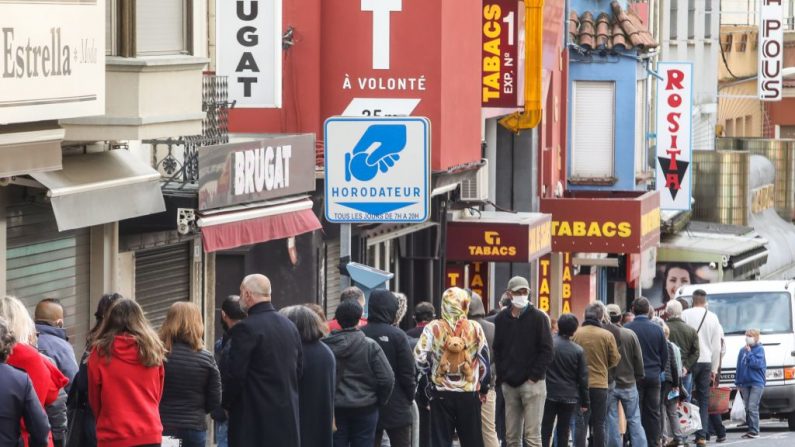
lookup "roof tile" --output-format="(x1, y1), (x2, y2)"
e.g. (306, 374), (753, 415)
(569, 1), (657, 53)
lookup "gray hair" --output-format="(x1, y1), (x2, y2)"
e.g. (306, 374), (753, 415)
(340, 286), (365, 304)
(0, 317), (16, 363)
(280, 305), (326, 343)
(242, 274), (271, 297)
(584, 303), (604, 323)
(665, 299), (683, 318)
(0, 296), (36, 345)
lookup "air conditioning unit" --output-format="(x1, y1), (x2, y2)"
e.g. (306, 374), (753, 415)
(459, 159), (489, 202)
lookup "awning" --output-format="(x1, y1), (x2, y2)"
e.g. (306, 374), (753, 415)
(0, 123), (63, 177)
(30, 150), (166, 231)
(197, 198), (322, 252)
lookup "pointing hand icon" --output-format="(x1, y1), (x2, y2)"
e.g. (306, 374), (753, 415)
(345, 125), (407, 182)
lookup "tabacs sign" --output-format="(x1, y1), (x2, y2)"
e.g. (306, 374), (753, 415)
(655, 62), (693, 211)
(481, 0), (519, 107)
(324, 117), (430, 223)
(216, 0), (281, 107)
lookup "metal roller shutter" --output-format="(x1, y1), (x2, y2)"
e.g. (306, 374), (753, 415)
(6, 202), (91, 358)
(135, 243), (191, 329)
(324, 240), (341, 319)
(571, 81), (615, 179)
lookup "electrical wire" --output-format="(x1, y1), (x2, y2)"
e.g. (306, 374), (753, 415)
(719, 34), (740, 80)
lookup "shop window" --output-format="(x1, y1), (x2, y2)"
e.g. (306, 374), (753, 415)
(571, 81), (615, 180)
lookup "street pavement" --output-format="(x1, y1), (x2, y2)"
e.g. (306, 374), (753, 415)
(712, 420), (795, 447)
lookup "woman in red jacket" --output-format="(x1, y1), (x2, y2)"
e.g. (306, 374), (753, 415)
(0, 295), (68, 447)
(88, 299), (166, 447)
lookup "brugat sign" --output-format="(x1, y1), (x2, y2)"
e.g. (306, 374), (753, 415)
(759, 0), (783, 101)
(216, 0), (281, 107)
(197, 134), (316, 211)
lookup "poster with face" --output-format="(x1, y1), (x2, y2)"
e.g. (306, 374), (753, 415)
(642, 262), (720, 312)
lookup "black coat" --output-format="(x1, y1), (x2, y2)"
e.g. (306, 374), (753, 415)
(545, 335), (589, 406)
(0, 363), (50, 447)
(361, 291), (417, 429)
(223, 302), (303, 447)
(298, 341), (335, 447)
(160, 342), (221, 430)
(493, 305), (554, 386)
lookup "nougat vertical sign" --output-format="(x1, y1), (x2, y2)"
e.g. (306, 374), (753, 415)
(655, 62), (693, 211)
(759, 0), (783, 101)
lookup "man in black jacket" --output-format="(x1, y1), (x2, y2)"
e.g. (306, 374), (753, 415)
(362, 290), (417, 447)
(223, 274), (303, 447)
(493, 276), (553, 447)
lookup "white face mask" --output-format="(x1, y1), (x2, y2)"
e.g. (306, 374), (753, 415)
(512, 295), (529, 308)
(746, 336), (756, 346)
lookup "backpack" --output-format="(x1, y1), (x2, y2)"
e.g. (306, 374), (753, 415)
(435, 319), (474, 383)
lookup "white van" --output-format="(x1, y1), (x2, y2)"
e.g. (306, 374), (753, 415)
(675, 281), (795, 430)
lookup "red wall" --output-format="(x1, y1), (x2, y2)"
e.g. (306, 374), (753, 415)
(229, 0), (482, 171)
(228, 0), (322, 137)
(539, 0), (568, 198)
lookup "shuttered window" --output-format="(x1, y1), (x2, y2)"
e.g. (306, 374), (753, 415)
(6, 202), (91, 359)
(136, 0), (188, 55)
(324, 240), (341, 319)
(635, 79), (646, 175)
(572, 81), (615, 179)
(135, 243), (191, 329)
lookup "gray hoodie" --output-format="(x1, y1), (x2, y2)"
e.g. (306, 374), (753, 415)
(322, 328), (395, 409)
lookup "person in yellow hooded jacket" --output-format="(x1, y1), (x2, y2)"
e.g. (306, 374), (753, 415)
(413, 287), (491, 447)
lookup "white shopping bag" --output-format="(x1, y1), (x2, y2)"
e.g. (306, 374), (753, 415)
(731, 394), (746, 423)
(161, 436), (181, 447)
(676, 402), (702, 436)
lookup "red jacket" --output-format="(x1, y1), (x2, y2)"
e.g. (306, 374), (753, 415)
(88, 335), (165, 447)
(8, 342), (68, 447)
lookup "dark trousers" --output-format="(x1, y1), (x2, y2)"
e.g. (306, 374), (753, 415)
(691, 363), (712, 441)
(375, 425), (411, 447)
(419, 403), (431, 447)
(542, 400), (576, 447)
(430, 391), (484, 447)
(575, 388), (608, 447)
(637, 378), (662, 447)
(707, 414), (726, 440)
(334, 406), (380, 447)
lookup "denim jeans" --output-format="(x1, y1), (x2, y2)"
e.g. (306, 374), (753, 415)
(691, 363), (712, 441)
(334, 406), (380, 447)
(162, 428), (206, 447)
(740, 386), (764, 435)
(216, 421), (228, 447)
(607, 386), (647, 447)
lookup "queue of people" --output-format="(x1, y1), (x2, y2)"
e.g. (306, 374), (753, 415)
(0, 271), (768, 447)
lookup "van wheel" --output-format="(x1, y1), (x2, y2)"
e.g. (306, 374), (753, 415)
(788, 412), (795, 431)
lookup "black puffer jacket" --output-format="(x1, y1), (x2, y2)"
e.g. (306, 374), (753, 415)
(160, 342), (222, 430)
(362, 290), (417, 429)
(323, 328), (394, 409)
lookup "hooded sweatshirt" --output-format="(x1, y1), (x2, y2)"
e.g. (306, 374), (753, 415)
(361, 290), (417, 429)
(413, 287), (490, 393)
(323, 328), (395, 409)
(88, 334), (165, 447)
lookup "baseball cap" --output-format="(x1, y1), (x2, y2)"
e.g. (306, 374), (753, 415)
(606, 304), (622, 317)
(507, 276), (530, 292)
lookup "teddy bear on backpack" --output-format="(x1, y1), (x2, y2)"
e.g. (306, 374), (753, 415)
(436, 334), (474, 383)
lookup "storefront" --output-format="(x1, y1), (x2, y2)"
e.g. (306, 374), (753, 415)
(540, 190), (661, 316)
(444, 211), (553, 311)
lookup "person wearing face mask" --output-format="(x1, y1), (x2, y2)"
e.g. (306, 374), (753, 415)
(735, 329), (766, 439)
(493, 276), (553, 447)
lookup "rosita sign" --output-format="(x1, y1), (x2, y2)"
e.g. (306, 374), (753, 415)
(759, 0), (784, 101)
(445, 212), (552, 263)
(197, 134), (316, 211)
(655, 62), (693, 211)
(540, 191), (661, 253)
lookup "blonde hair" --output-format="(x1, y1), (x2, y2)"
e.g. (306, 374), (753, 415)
(747, 328), (761, 339)
(159, 302), (205, 352)
(0, 296), (37, 345)
(93, 299), (165, 367)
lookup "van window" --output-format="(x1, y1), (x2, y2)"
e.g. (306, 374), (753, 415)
(703, 292), (792, 335)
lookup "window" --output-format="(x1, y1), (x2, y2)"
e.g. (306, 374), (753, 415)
(571, 81), (615, 179)
(670, 0), (678, 39)
(745, 115), (753, 137)
(725, 119), (734, 136)
(635, 80), (646, 176)
(687, 0), (695, 39)
(136, 0), (189, 55)
(706, 292), (793, 335)
(704, 0), (713, 38)
(735, 117), (744, 136)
